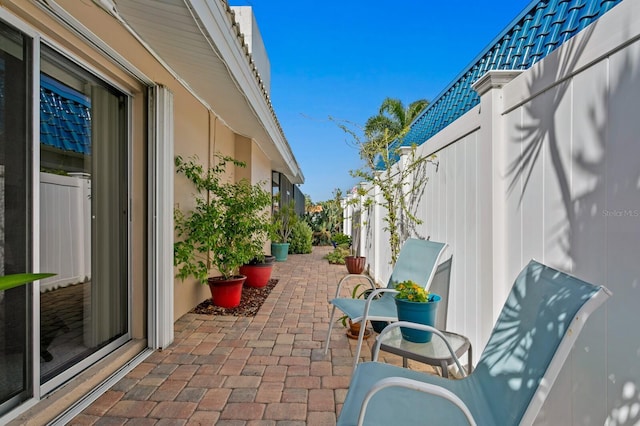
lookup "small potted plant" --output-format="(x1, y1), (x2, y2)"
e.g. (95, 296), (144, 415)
(174, 154), (272, 308)
(394, 280), (441, 342)
(270, 200), (298, 261)
(337, 283), (373, 339)
(344, 231), (366, 274)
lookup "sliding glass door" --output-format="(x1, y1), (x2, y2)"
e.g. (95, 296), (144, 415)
(0, 21), (32, 413)
(38, 46), (129, 387)
(0, 14), (132, 417)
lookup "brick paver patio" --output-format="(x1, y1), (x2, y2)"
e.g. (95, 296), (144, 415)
(70, 246), (433, 425)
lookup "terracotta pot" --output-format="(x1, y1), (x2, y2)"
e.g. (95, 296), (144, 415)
(207, 275), (246, 308)
(345, 256), (366, 274)
(346, 319), (371, 340)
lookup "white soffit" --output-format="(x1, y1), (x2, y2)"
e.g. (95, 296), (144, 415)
(113, 0), (303, 184)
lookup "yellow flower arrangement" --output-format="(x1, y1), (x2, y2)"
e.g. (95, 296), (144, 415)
(394, 280), (435, 302)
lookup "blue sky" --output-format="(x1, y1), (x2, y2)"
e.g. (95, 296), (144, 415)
(231, 1), (532, 202)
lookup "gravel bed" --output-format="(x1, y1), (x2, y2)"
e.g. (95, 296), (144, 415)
(190, 279), (278, 317)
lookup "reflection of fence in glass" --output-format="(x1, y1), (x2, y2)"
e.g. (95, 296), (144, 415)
(39, 172), (91, 292)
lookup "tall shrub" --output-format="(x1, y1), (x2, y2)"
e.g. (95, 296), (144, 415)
(289, 221), (313, 254)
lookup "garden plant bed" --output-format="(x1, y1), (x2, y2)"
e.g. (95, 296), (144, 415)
(191, 279), (278, 316)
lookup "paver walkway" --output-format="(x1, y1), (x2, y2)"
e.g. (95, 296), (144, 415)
(71, 246), (432, 425)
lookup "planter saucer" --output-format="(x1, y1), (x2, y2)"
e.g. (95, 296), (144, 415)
(346, 328), (372, 340)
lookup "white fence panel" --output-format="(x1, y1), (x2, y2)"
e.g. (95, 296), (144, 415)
(348, 1), (640, 423)
(39, 173), (91, 291)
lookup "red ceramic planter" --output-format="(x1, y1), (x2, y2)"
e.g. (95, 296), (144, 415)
(239, 263), (274, 288)
(207, 275), (246, 308)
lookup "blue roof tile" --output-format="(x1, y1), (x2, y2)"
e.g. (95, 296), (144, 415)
(398, 0), (624, 152)
(40, 74), (91, 156)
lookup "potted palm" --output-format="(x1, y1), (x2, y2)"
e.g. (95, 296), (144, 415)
(394, 280), (441, 342)
(173, 154), (272, 308)
(270, 200), (298, 261)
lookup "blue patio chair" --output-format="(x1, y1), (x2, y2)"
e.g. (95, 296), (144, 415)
(337, 260), (612, 426)
(324, 238), (448, 368)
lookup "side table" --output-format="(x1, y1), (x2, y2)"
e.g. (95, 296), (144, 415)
(373, 322), (473, 378)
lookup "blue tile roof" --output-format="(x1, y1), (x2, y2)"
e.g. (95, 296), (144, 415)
(401, 0), (623, 149)
(40, 74), (91, 156)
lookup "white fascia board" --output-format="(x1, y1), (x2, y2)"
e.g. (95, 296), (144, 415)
(185, 0), (303, 183)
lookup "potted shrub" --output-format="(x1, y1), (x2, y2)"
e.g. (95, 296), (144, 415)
(346, 220), (366, 274)
(173, 154), (271, 308)
(345, 255), (366, 274)
(394, 280), (441, 342)
(270, 200), (298, 261)
(239, 254), (276, 288)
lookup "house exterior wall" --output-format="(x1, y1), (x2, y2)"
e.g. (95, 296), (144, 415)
(235, 134), (273, 255)
(350, 1), (640, 423)
(24, 0), (272, 326)
(0, 0), (296, 422)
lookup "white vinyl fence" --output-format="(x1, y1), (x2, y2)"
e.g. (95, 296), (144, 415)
(345, 1), (640, 424)
(39, 172), (91, 291)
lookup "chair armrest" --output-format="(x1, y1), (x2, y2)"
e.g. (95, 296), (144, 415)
(358, 288), (399, 322)
(372, 321), (467, 377)
(333, 274), (376, 299)
(357, 376), (477, 426)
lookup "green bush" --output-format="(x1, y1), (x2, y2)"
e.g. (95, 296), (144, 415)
(290, 221), (313, 254)
(331, 232), (351, 247)
(312, 230), (331, 246)
(325, 246), (349, 265)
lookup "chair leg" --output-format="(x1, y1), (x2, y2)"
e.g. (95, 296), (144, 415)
(324, 305), (338, 356)
(440, 361), (449, 378)
(352, 319), (366, 369)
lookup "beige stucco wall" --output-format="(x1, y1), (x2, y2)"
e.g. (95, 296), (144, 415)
(235, 136), (273, 254)
(3, 0), (279, 331)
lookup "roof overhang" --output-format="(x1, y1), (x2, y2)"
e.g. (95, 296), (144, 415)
(113, 0), (303, 184)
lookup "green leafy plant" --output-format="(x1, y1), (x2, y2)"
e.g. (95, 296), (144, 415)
(271, 200), (298, 243)
(304, 189), (344, 246)
(312, 229), (331, 246)
(325, 246), (349, 265)
(331, 232), (351, 247)
(173, 154), (272, 281)
(394, 280), (435, 302)
(335, 97), (438, 266)
(289, 221), (313, 254)
(0, 273), (56, 291)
